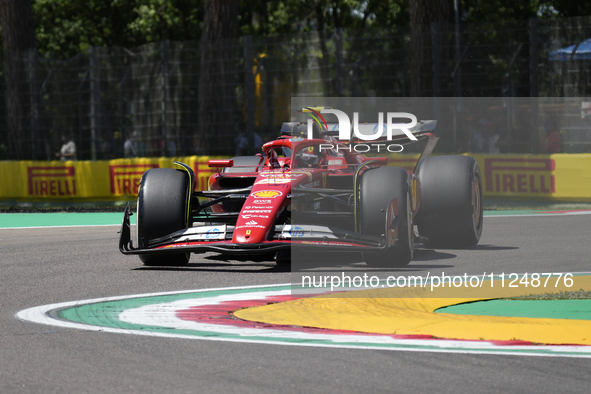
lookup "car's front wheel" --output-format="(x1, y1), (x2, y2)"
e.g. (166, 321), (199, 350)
(136, 168), (191, 266)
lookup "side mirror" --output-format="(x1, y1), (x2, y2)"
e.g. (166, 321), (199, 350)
(208, 159), (234, 168)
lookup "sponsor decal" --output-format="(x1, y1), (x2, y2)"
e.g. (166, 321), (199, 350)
(240, 214), (270, 219)
(205, 228), (224, 239)
(28, 166), (76, 197)
(322, 173), (328, 188)
(110, 164), (158, 195)
(242, 209), (272, 214)
(290, 226), (305, 237)
(252, 190), (283, 198)
(328, 160), (344, 166)
(246, 230), (251, 235)
(237, 224), (266, 229)
(259, 173), (304, 178)
(253, 199), (272, 204)
(254, 178), (292, 185)
(484, 158), (555, 194)
(236, 220), (266, 229)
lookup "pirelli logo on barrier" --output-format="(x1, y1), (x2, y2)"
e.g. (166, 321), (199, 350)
(484, 158), (555, 195)
(193, 160), (217, 191)
(28, 166), (77, 197)
(110, 164), (158, 196)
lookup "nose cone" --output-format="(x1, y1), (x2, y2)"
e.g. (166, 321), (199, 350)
(232, 176), (292, 244)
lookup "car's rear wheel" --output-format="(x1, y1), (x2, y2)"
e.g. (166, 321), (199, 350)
(415, 155), (483, 248)
(359, 166), (414, 268)
(137, 168), (191, 266)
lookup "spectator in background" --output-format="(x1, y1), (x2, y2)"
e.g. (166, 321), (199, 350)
(135, 133), (148, 157)
(102, 131), (124, 159)
(124, 131), (142, 158)
(168, 138), (177, 157)
(235, 126), (262, 156)
(55, 134), (77, 161)
(181, 132), (196, 156)
(470, 118), (499, 154)
(540, 119), (561, 153)
(113, 132), (124, 158)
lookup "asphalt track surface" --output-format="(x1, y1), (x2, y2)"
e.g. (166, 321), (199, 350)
(2, 213), (591, 393)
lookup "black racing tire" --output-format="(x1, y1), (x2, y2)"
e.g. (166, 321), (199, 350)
(223, 156), (263, 173)
(360, 166), (414, 268)
(137, 168), (191, 266)
(415, 155), (483, 248)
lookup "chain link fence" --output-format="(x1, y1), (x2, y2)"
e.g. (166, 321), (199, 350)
(2, 16), (591, 160)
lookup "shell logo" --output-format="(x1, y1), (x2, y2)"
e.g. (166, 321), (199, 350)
(252, 190), (283, 198)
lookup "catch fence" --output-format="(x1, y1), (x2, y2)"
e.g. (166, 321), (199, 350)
(2, 16), (591, 160)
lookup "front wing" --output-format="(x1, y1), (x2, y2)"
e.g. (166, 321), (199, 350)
(119, 204), (394, 256)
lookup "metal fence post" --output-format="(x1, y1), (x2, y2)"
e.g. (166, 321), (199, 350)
(529, 18), (539, 153)
(431, 21), (442, 97)
(119, 65), (131, 144)
(28, 48), (43, 160)
(89, 46), (100, 160)
(244, 35), (256, 155)
(161, 40), (170, 156)
(505, 44), (523, 153)
(451, 47), (468, 152)
(335, 28), (343, 97)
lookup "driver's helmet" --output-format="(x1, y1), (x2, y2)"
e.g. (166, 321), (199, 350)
(296, 145), (321, 168)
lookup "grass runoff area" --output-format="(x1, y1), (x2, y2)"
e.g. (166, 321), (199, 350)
(509, 290), (591, 300)
(440, 291), (591, 321)
(0, 200), (133, 213)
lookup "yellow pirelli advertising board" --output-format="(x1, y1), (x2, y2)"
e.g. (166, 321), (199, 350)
(390, 154), (591, 201)
(0, 156), (225, 201)
(0, 154), (590, 201)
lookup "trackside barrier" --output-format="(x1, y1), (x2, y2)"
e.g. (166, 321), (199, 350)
(390, 154), (591, 202)
(0, 154), (590, 201)
(0, 156), (226, 201)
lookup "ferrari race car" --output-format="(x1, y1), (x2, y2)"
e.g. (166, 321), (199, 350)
(119, 117), (483, 268)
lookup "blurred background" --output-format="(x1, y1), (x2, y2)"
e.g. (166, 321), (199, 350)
(2, 0), (591, 160)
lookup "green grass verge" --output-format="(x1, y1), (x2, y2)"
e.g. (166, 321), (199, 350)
(508, 289), (591, 300)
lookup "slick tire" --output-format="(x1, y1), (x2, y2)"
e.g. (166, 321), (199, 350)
(415, 155), (483, 248)
(137, 168), (191, 266)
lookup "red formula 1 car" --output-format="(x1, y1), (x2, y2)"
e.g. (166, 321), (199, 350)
(119, 120), (483, 268)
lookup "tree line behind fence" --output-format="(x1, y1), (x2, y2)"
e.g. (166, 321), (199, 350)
(2, 16), (591, 160)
